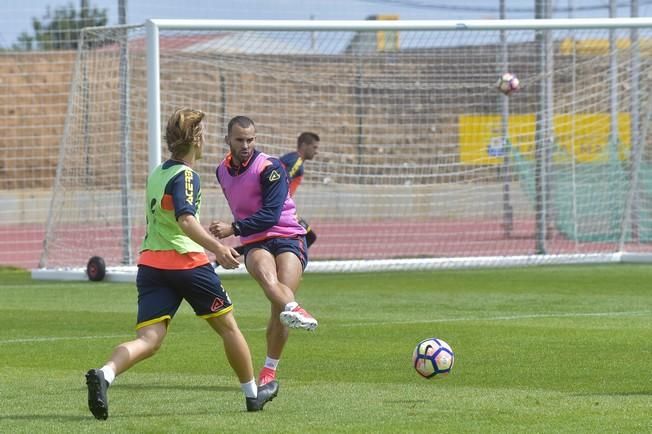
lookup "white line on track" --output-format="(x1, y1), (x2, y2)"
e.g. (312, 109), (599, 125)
(0, 310), (649, 345)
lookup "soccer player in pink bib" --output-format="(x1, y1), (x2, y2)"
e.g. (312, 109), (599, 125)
(210, 116), (318, 388)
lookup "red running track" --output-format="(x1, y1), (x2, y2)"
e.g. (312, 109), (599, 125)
(2, 219), (639, 270)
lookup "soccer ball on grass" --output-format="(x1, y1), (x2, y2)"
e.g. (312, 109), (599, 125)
(412, 337), (454, 379)
(496, 72), (520, 95)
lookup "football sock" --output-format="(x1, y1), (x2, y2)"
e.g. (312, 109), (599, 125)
(241, 379), (257, 398)
(284, 301), (298, 311)
(100, 365), (116, 385)
(264, 357), (280, 370)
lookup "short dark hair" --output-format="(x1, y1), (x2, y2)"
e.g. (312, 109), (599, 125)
(227, 116), (255, 135)
(297, 132), (320, 148)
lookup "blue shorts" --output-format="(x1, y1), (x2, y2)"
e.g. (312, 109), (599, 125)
(242, 236), (308, 270)
(135, 264), (233, 329)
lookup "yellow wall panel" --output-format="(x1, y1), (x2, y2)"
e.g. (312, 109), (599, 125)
(459, 113), (631, 164)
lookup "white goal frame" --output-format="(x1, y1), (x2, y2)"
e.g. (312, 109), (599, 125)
(33, 17), (652, 281)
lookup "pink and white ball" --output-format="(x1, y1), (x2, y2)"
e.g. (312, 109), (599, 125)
(412, 338), (454, 379)
(496, 72), (520, 96)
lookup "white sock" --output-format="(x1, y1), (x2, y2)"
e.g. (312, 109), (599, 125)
(241, 379), (257, 398)
(100, 365), (116, 385)
(284, 301), (298, 311)
(264, 357), (280, 370)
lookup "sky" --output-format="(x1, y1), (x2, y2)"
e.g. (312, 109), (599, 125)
(2, 0), (650, 47)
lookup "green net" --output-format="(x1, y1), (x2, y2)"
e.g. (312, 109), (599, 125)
(510, 138), (652, 242)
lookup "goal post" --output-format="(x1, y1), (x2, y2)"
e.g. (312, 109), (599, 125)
(34, 17), (652, 280)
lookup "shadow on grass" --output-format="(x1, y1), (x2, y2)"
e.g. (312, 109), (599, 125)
(1, 408), (231, 422)
(383, 399), (432, 404)
(572, 391), (652, 397)
(67, 384), (234, 393)
(0, 414), (88, 422)
(116, 384), (234, 393)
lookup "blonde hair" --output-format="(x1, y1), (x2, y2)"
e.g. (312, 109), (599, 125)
(165, 108), (205, 158)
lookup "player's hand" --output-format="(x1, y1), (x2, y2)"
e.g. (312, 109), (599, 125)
(209, 221), (234, 239)
(214, 244), (239, 269)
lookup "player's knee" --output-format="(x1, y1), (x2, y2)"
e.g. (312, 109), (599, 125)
(137, 326), (166, 355)
(142, 336), (164, 356)
(256, 270), (280, 291)
(207, 312), (239, 337)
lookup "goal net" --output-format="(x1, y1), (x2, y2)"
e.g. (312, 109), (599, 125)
(36, 18), (652, 278)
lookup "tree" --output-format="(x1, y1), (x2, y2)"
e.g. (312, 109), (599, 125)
(13, 1), (108, 51)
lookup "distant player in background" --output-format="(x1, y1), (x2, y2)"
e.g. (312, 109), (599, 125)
(84, 108), (277, 420)
(210, 115), (318, 389)
(279, 132), (320, 248)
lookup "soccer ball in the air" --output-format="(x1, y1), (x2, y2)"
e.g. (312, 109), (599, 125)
(412, 338), (454, 379)
(496, 72), (520, 95)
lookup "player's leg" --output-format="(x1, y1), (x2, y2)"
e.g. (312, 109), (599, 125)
(85, 265), (180, 420)
(246, 247), (316, 329)
(245, 247), (297, 307)
(258, 251), (304, 386)
(109, 265), (183, 374)
(206, 312), (278, 411)
(185, 264), (276, 411)
(206, 312), (254, 383)
(105, 321), (169, 375)
(86, 321), (168, 420)
(244, 241), (317, 330)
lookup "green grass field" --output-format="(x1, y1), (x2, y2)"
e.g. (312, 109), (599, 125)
(1, 265), (651, 433)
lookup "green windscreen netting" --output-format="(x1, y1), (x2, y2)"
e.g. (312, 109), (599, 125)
(510, 139), (652, 242)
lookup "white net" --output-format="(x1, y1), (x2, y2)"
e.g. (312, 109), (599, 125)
(38, 20), (652, 272)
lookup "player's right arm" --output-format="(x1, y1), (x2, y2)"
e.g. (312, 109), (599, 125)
(177, 214), (239, 269)
(170, 168), (239, 269)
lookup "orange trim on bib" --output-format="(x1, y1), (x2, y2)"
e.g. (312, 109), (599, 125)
(138, 250), (210, 270)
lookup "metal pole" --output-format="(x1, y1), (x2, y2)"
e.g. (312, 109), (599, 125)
(355, 65), (364, 173)
(534, 0), (548, 253)
(628, 0), (641, 243)
(146, 20), (162, 172)
(544, 0), (554, 241)
(609, 0), (619, 149)
(568, 0), (580, 249)
(118, 0), (132, 264)
(499, 0), (513, 236)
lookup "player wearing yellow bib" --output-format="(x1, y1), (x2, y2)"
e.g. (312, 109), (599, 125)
(85, 108), (277, 420)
